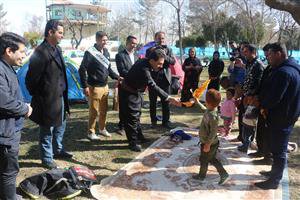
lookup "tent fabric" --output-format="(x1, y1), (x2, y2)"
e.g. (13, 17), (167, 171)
(138, 41), (185, 88)
(17, 57), (86, 103)
(137, 41), (156, 58)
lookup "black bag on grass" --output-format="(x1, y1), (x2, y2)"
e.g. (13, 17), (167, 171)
(19, 166), (97, 199)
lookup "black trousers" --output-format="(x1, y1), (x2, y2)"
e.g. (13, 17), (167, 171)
(0, 144), (19, 200)
(237, 97), (245, 142)
(149, 84), (170, 124)
(207, 77), (220, 91)
(256, 113), (271, 157)
(199, 141), (227, 177)
(118, 85), (124, 130)
(119, 88), (145, 146)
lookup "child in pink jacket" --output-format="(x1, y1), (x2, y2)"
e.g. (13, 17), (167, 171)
(220, 88), (236, 136)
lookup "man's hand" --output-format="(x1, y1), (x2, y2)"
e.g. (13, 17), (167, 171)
(25, 103), (32, 118)
(261, 108), (268, 119)
(83, 88), (90, 97)
(203, 143), (211, 152)
(168, 97), (182, 107)
(117, 76), (124, 86)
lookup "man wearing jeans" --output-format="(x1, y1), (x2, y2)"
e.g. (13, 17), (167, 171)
(0, 32), (32, 200)
(26, 20), (72, 169)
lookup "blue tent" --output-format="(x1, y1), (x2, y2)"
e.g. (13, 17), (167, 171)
(17, 57), (86, 103)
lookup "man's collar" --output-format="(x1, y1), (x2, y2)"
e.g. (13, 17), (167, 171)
(44, 39), (56, 51)
(0, 57), (11, 67)
(247, 56), (258, 64)
(0, 57), (16, 72)
(94, 43), (104, 53)
(125, 49), (134, 55)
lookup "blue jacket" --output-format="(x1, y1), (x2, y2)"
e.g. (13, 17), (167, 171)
(261, 58), (300, 127)
(0, 58), (28, 147)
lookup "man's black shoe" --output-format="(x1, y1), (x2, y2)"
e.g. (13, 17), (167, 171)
(129, 144), (142, 152)
(252, 158), (273, 165)
(54, 151), (73, 159)
(259, 170), (272, 177)
(248, 151), (263, 158)
(42, 161), (58, 169)
(254, 179), (279, 190)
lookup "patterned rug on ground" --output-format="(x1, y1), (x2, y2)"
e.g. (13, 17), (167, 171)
(91, 128), (286, 200)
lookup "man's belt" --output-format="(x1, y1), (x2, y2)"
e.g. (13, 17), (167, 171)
(121, 81), (138, 94)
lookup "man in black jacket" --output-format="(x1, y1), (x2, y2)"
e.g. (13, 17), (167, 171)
(255, 42), (300, 189)
(249, 43), (272, 164)
(146, 31), (175, 128)
(119, 48), (181, 152)
(79, 31), (120, 141)
(26, 20), (72, 169)
(237, 44), (264, 153)
(0, 32), (32, 200)
(115, 35), (138, 135)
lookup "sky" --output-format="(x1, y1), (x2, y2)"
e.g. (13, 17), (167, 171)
(0, 0), (137, 35)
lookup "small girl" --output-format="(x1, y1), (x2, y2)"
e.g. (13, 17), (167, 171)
(219, 88), (236, 136)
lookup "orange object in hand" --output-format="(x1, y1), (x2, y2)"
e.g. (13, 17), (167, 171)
(193, 79), (211, 99)
(181, 101), (194, 107)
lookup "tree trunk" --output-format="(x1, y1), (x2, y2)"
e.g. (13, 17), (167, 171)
(177, 8), (183, 64)
(265, 0), (300, 25)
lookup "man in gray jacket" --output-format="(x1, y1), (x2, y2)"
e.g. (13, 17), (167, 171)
(0, 32), (32, 200)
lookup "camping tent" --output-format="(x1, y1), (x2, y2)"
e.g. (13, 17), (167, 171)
(138, 41), (185, 87)
(17, 57), (86, 103)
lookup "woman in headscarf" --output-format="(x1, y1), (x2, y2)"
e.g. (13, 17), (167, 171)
(207, 51), (224, 90)
(180, 47), (203, 102)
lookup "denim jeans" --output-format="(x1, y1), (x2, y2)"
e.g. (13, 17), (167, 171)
(0, 144), (19, 200)
(39, 98), (66, 164)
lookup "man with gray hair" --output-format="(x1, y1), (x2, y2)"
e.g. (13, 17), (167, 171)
(146, 31), (175, 129)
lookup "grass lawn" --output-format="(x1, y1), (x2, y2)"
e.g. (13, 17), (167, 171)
(17, 69), (300, 199)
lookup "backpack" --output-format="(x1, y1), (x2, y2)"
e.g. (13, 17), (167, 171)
(19, 166), (97, 199)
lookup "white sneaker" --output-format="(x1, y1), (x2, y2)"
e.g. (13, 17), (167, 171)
(99, 129), (112, 137)
(87, 133), (101, 141)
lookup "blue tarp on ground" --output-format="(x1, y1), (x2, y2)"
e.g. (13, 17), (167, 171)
(17, 57), (85, 103)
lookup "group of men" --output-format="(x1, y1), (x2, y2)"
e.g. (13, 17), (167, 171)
(78, 30), (181, 152)
(0, 19), (181, 199)
(1, 20), (73, 199)
(227, 41), (300, 189)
